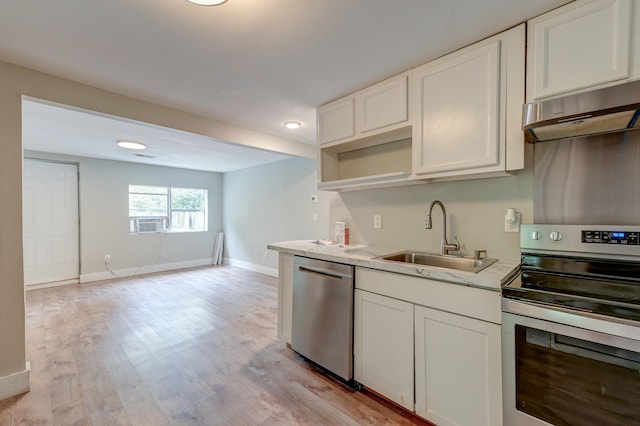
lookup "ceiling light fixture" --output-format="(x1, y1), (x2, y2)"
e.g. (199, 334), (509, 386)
(117, 140), (147, 150)
(186, 0), (227, 5)
(283, 121), (302, 129)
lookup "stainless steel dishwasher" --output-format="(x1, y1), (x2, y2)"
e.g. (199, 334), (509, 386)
(291, 255), (355, 382)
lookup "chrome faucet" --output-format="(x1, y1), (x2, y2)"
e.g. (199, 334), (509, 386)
(425, 200), (460, 256)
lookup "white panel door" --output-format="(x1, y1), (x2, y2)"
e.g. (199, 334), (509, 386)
(23, 159), (79, 286)
(415, 305), (502, 426)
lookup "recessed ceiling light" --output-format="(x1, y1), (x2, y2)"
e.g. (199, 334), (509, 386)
(186, 0), (227, 5)
(117, 140), (146, 150)
(283, 121), (302, 129)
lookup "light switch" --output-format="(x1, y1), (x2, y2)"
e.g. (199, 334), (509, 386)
(374, 214), (382, 229)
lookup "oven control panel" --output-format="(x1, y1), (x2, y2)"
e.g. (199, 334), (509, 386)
(582, 230), (640, 245)
(521, 224), (640, 258)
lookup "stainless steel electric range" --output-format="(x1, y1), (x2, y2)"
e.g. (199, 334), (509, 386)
(502, 224), (640, 426)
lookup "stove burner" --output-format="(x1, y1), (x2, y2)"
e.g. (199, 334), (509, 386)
(506, 257), (640, 322)
(534, 279), (640, 302)
(509, 225), (640, 322)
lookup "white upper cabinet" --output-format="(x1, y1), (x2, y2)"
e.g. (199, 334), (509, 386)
(317, 71), (413, 190)
(527, 0), (638, 101)
(317, 72), (411, 146)
(356, 74), (410, 134)
(316, 24), (525, 190)
(413, 41), (501, 175)
(317, 97), (355, 145)
(413, 24), (525, 179)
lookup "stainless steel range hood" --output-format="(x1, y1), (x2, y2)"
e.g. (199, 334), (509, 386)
(523, 79), (640, 143)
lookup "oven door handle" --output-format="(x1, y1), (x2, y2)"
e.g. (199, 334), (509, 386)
(503, 300), (640, 346)
(551, 334), (640, 370)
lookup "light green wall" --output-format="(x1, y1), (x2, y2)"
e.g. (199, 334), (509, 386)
(25, 151), (223, 275)
(223, 157), (330, 272)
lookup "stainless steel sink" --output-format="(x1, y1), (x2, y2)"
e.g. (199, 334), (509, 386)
(377, 251), (498, 273)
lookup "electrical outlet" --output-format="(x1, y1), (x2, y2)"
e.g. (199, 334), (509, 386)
(104, 254), (111, 264)
(504, 212), (521, 233)
(374, 214), (382, 229)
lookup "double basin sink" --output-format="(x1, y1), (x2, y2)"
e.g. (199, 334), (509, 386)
(377, 250), (498, 274)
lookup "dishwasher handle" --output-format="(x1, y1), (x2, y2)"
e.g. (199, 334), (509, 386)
(297, 265), (352, 280)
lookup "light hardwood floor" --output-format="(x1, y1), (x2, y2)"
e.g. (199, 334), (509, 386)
(0, 265), (428, 425)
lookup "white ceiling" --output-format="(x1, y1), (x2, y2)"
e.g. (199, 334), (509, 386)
(1, 0), (570, 172)
(22, 98), (292, 172)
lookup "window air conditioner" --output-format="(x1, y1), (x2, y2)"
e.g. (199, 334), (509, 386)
(136, 218), (163, 233)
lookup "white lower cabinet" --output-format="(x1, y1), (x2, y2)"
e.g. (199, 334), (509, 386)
(354, 267), (502, 425)
(353, 289), (414, 411)
(277, 252), (294, 344)
(414, 305), (502, 426)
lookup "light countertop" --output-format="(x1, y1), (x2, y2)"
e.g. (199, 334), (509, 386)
(267, 240), (520, 291)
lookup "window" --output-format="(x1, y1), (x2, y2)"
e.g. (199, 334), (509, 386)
(128, 185), (208, 233)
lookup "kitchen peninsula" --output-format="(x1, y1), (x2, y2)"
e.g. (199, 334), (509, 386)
(267, 240), (518, 290)
(268, 240), (519, 425)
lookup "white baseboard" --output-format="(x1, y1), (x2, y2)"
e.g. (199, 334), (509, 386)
(80, 257), (216, 283)
(224, 257), (278, 277)
(26, 278), (79, 291)
(38, 257), (275, 286)
(0, 363), (30, 401)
